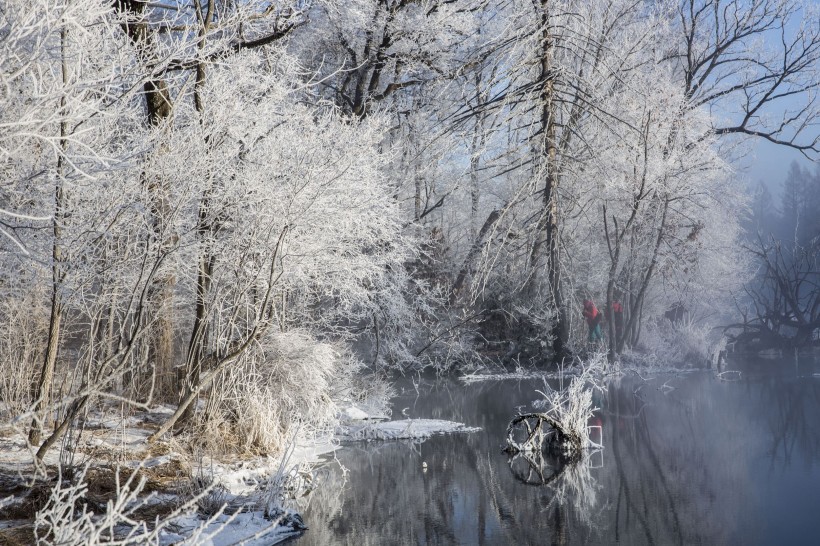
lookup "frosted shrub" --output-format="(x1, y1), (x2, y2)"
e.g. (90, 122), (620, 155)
(259, 441), (311, 531)
(197, 332), (354, 455)
(577, 350), (609, 375)
(640, 317), (715, 367)
(534, 375), (599, 452)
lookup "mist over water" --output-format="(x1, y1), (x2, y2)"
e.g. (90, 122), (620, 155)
(295, 357), (820, 545)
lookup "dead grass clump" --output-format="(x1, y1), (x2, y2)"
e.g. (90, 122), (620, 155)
(82, 467), (120, 498)
(142, 441), (173, 458)
(0, 424), (19, 439)
(140, 459), (191, 492)
(0, 482), (53, 520)
(127, 500), (178, 524)
(80, 458), (189, 502)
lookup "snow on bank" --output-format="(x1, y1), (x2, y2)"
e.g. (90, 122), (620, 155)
(339, 419), (480, 441)
(0, 406), (338, 546)
(2, 398), (478, 544)
(460, 370), (573, 384)
(194, 441), (337, 498)
(335, 402), (479, 441)
(158, 511), (304, 546)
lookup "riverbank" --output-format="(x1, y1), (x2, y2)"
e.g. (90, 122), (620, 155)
(0, 403), (323, 544)
(0, 396), (481, 544)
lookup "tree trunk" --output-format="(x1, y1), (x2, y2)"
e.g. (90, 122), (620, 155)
(28, 22), (68, 446)
(116, 0), (177, 399)
(182, 241), (213, 424)
(622, 198), (670, 348)
(450, 209), (502, 303)
(602, 116), (652, 363)
(529, 0), (568, 358)
(469, 68), (488, 240)
(180, 0), (216, 426)
(150, 226), (289, 441)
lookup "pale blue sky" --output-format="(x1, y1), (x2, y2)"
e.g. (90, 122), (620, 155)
(738, 3), (820, 198)
(743, 140), (817, 198)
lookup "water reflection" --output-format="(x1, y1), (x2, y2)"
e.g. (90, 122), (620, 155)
(507, 451), (566, 486)
(296, 360), (820, 545)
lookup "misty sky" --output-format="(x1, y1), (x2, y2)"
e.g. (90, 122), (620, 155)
(743, 140), (817, 199)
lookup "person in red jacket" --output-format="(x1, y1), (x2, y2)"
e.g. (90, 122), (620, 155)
(583, 300), (603, 342)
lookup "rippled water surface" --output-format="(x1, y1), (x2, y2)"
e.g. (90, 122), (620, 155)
(294, 357), (820, 545)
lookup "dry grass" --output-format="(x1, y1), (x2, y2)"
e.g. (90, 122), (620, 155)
(192, 332), (355, 456)
(0, 291), (47, 419)
(83, 461), (189, 498)
(0, 484), (53, 520)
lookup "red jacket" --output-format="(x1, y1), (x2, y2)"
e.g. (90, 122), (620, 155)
(583, 300), (600, 327)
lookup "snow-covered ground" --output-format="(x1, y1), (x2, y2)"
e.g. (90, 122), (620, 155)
(157, 510), (305, 546)
(0, 404), (335, 545)
(0, 400), (481, 545)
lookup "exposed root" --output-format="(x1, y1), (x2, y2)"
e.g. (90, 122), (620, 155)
(503, 412), (583, 459)
(504, 369), (601, 459)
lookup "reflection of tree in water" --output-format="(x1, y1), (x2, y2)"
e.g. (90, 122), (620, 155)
(508, 450), (564, 486)
(755, 366), (820, 467)
(596, 366), (820, 545)
(606, 376), (704, 546)
(506, 449), (603, 524)
(297, 374), (607, 546)
(295, 370), (820, 545)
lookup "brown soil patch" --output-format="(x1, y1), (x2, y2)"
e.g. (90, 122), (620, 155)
(0, 524), (35, 546)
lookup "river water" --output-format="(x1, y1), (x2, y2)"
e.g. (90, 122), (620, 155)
(294, 357), (820, 545)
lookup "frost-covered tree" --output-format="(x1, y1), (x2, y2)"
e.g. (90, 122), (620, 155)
(293, 0), (484, 118)
(1, 0), (423, 460)
(0, 0), (157, 449)
(2, 0), (818, 475)
(428, 0), (814, 363)
(779, 161), (820, 244)
(144, 50), (416, 440)
(110, 0), (324, 396)
(668, 0), (820, 157)
(440, 0), (689, 358)
(738, 161), (819, 349)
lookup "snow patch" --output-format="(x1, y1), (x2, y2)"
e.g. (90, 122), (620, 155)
(337, 401), (390, 423)
(341, 406), (370, 421)
(460, 370), (573, 384)
(340, 419), (480, 441)
(159, 510), (303, 546)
